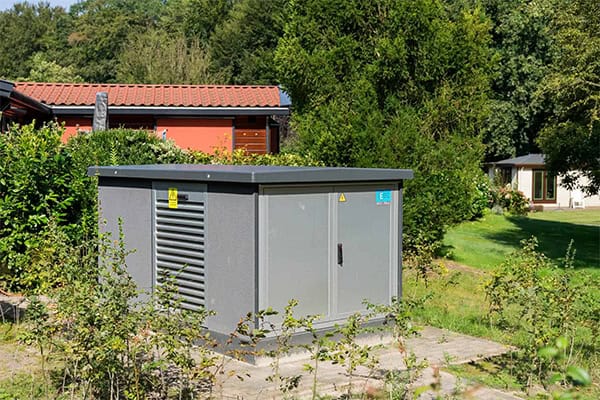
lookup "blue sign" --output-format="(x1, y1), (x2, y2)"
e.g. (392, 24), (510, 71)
(375, 190), (392, 205)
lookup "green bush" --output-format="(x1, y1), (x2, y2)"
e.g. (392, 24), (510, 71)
(489, 184), (529, 215)
(0, 123), (78, 292)
(0, 124), (321, 292)
(485, 238), (599, 389)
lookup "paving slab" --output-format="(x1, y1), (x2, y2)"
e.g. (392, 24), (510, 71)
(209, 326), (523, 399)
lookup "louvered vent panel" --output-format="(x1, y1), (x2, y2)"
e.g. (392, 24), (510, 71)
(155, 198), (205, 311)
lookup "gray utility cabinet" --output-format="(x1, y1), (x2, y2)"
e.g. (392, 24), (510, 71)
(90, 165), (413, 338)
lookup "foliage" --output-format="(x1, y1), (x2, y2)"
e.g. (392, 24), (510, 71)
(0, 2), (71, 80)
(480, 0), (556, 160)
(489, 184), (530, 215)
(471, 176), (492, 220)
(538, 337), (592, 399)
(21, 226), (218, 399)
(0, 123), (79, 292)
(484, 238), (599, 389)
(0, 123), (321, 292)
(116, 30), (226, 84)
(536, 0), (600, 196)
(18, 53), (83, 83)
(67, 0), (166, 82)
(276, 0), (493, 253)
(209, 0), (289, 84)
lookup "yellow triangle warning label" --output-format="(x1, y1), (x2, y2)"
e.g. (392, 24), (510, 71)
(339, 193), (346, 202)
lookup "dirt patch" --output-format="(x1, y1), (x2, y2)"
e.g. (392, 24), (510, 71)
(436, 259), (489, 276)
(0, 334), (41, 379)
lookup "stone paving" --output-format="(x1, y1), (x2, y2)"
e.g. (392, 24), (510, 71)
(212, 326), (524, 399)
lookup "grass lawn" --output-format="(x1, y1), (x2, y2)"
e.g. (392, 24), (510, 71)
(440, 209), (600, 272)
(406, 209), (600, 398)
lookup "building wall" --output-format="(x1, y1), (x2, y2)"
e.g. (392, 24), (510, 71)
(57, 114), (279, 155)
(513, 168), (600, 208)
(59, 116), (92, 141)
(156, 118), (233, 153)
(489, 166), (600, 209)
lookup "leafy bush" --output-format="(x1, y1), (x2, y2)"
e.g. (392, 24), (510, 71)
(0, 124), (321, 292)
(0, 123), (79, 292)
(489, 184), (529, 215)
(485, 238), (599, 389)
(23, 226), (218, 399)
(471, 176), (491, 219)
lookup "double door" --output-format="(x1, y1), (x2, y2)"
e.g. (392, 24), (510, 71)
(258, 184), (398, 325)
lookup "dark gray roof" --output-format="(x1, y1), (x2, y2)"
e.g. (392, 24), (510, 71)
(493, 154), (545, 166)
(88, 164), (413, 184)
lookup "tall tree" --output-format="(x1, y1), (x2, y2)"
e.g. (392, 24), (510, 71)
(537, 0), (600, 195)
(0, 2), (72, 80)
(18, 53), (83, 82)
(67, 0), (165, 82)
(276, 0), (493, 249)
(480, 0), (556, 160)
(165, 0), (235, 45)
(209, 0), (289, 84)
(116, 29), (226, 84)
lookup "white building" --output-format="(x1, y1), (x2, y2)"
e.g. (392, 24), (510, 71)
(488, 154), (600, 209)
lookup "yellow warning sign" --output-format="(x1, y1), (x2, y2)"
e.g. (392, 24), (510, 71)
(338, 193), (346, 202)
(168, 188), (178, 209)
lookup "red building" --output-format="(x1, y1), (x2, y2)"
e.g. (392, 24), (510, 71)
(0, 80), (291, 154)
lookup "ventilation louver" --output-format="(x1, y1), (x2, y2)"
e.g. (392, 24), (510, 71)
(154, 193), (205, 311)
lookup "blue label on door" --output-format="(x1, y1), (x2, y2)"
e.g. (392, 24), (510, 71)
(376, 190), (392, 205)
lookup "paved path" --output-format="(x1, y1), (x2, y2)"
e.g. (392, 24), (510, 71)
(212, 326), (524, 399)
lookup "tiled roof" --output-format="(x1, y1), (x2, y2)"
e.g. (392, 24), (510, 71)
(14, 82), (283, 108)
(494, 154), (545, 166)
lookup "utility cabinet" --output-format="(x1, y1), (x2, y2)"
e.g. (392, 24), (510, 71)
(90, 165), (413, 339)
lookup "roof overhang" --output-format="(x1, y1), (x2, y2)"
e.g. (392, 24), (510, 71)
(0, 80), (52, 118)
(50, 105), (290, 117)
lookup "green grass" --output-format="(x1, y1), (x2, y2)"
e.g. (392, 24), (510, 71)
(406, 209), (600, 398)
(441, 209), (600, 272)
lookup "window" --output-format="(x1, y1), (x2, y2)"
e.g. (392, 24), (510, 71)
(532, 169), (556, 202)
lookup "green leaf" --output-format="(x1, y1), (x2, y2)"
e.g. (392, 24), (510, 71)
(549, 373), (564, 384)
(555, 337), (569, 350)
(538, 346), (559, 360)
(566, 366), (591, 386)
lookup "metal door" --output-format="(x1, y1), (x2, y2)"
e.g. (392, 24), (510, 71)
(260, 187), (332, 320)
(334, 185), (395, 316)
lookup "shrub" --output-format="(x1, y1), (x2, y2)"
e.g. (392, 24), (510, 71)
(485, 238), (598, 389)
(489, 184), (529, 215)
(0, 124), (323, 292)
(0, 123), (79, 292)
(22, 226), (218, 399)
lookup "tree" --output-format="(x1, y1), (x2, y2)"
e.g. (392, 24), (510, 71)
(116, 29), (226, 84)
(19, 53), (83, 83)
(67, 0), (165, 82)
(0, 2), (72, 80)
(479, 0), (557, 161)
(209, 0), (289, 84)
(276, 0), (493, 249)
(537, 0), (600, 195)
(164, 0), (235, 45)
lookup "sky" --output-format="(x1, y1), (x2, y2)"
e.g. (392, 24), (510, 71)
(0, 0), (80, 11)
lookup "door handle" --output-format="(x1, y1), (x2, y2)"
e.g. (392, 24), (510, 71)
(337, 243), (343, 266)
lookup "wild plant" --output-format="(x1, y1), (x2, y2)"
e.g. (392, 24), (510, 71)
(23, 223), (220, 399)
(326, 312), (380, 398)
(538, 337), (592, 399)
(299, 313), (332, 400)
(485, 237), (596, 390)
(367, 296), (429, 399)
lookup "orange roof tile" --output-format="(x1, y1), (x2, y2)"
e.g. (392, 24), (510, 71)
(14, 82), (283, 108)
